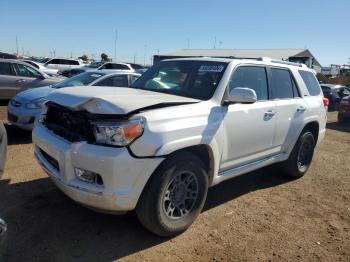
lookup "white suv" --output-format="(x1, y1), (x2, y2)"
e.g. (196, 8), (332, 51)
(44, 58), (84, 72)
(33, 57), (327, 236)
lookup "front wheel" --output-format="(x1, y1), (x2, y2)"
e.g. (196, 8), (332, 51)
(279, 131), (315, 178)
(136, 151), (208, 237)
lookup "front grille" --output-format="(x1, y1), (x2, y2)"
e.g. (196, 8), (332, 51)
(40, 149), (60, 172)
(8, 112), (18, 123)
(43, 103), (95, 143)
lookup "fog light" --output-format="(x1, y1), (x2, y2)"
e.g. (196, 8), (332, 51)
(74, 168), (103, 185)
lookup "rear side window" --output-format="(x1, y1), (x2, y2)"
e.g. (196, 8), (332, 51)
(96, 75), (129, 87)
(0, 62), (14, 75)
(229, 66), (268, 101)
(68, 60), (79, 65)
(270, 68), (294, 99)
(100, 63), (130, 70)
(299, 70), (321, 96)
(129, 64), (143, 70)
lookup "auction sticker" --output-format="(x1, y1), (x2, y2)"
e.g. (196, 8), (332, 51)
(198, 65), (225, 73)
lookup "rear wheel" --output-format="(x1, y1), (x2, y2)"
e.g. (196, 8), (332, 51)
(136, 151), (208, 237)
(338, 113), (345, 124)
(279, 131), (315, 178)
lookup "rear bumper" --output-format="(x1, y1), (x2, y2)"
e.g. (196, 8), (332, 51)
(33, 123), (164, 212)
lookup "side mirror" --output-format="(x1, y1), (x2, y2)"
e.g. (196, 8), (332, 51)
(37, 74), (45, 80)
(227, 87), (257, 104)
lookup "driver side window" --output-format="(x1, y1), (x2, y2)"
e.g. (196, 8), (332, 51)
(229, 66), (268, 101)
(13, 63), (41, 78)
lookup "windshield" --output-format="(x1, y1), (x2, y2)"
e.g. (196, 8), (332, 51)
(53, 72), (105, 89)
(131, 60), (227, 100)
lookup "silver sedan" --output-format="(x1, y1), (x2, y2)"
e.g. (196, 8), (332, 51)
(8, 70), (141, 130)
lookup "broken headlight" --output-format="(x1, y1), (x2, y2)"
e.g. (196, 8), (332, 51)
(93, 118), (144, 147)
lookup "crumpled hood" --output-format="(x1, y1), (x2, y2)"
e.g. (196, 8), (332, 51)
(47, 86), (200, 115)
(16, 86), (55, 102)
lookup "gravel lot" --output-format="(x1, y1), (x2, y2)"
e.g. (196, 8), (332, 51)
(0, 106), (349, 261)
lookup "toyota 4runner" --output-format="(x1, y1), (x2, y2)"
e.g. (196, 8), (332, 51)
(33, 57), (327, 236)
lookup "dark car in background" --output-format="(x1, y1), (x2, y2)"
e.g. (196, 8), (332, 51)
(338, 95), (350, 124)
(59, 61), (105, 78)
(321, 84), (350, 111)
(0, 59), (62, 100)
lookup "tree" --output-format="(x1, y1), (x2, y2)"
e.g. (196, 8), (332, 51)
(101, 53), (109, 62)
(78, 54), (88, 62)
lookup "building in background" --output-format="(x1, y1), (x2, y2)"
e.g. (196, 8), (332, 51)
(153, 48), (322, 71)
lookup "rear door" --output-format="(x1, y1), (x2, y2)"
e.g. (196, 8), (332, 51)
(268, 67), (306, 152)
(0, 62), (19, 99)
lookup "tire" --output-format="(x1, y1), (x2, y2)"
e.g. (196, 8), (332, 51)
(333, 100), (340, 111)
(135, 151), (208, 237)
(279, 131), (315, 178)
(338, 113), (345, 124)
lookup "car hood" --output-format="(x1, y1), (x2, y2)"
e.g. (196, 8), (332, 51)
(47, 86), (200, 115)
(15, 86), (55, 102)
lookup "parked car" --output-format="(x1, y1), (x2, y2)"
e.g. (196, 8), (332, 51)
(22, 60), (59, 76)
(0, 59), (63, 100)
(321, 84), (350, 111)
(8, 70), (140, 130)
(98, 62), (145, 73)
(60, 61), (106, 78)
(33, 57), (326, 236)
(338, 96), (350, 124)
(0, 52), (17, 59)
(0, 122), (7, 237)
(43, 58), (84, 72)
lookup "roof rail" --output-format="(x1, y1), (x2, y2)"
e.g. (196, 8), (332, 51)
(269, 59), (305, 67)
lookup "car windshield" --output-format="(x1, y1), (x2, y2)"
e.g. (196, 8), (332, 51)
(53, 72), (105, 89)
(131, 60), (227, 100)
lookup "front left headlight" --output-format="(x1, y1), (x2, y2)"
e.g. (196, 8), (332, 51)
(93, 118), (144, 147)
(25, 98), (48, 109)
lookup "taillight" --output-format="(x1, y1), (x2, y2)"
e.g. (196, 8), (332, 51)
(323, 97), (329, 107)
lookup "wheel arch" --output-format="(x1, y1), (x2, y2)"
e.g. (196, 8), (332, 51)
(302, 121), (319, 143)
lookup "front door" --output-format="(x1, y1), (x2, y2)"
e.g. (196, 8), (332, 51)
(12, 63), (46, 93)
(220, 65), (277, 171)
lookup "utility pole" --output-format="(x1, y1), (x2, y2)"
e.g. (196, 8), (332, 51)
(144, 44), (147, 66)
(15, 36), (19, 56)
(114, 29), (118, 62)
(133, 53), (136, 64)
(53, 50), (56, 57)
(213, 36), (217, 49)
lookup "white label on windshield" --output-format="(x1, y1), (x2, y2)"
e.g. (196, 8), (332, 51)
(198, 65), (224, 73)
(90, 74), (102, 78)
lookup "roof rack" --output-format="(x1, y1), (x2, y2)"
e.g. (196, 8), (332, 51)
(198, 56), (309, 68)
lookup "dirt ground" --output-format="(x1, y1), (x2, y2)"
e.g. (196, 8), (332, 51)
(0, 106), (349, 262)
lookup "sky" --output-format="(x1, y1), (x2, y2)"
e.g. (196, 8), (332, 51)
(0, 0), (349, 66)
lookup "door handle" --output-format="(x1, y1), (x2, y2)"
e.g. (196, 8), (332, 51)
(264, 110), (275, 117)
(296, 106), (306, 112)
(16, 79), (26, 83)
